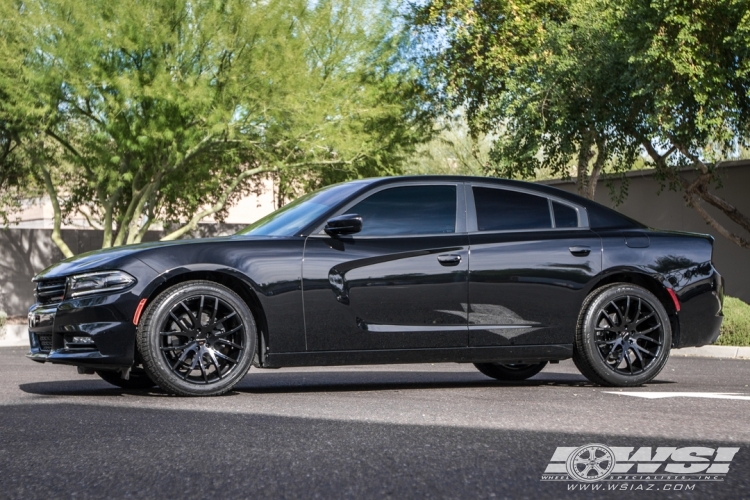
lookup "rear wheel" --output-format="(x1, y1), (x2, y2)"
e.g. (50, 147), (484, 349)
(474, 362), (547, 381)
(96, 367), (156, 390)
(137, 280), (257, 397)
(573, 283), (671, 386)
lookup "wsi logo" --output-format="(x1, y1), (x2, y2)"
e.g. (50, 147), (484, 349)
(541, 444), (740, 482)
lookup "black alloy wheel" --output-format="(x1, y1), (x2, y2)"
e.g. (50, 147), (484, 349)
(474, 361), (547, 381)
(573, 283), (671, 386)
(137, 280), (256, 396)
(96, 367), (156, 390)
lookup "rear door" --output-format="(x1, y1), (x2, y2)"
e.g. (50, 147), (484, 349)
(466, 183), (602, 347)
(303, 182), (470, 351)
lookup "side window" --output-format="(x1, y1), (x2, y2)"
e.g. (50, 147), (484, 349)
(346, 185), (457, 236)
(473, 187), (551, 231)
(552, 201), (579, 228)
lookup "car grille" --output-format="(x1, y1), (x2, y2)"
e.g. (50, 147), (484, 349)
(35, 278), (67, 304)
(37, 334), (53, 352)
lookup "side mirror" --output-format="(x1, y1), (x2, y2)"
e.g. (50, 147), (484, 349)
(324, 214), (362, 236)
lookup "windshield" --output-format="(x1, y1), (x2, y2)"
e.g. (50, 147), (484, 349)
(236, 181), (368, 237)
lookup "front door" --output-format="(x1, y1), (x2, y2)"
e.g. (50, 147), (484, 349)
(302, 183), (469, 351)
(466, 184), (602, 347)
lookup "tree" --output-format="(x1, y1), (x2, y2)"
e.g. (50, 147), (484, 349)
(1, 0), (428, 257)
(411, 0), (750, 249)
(612, 0), (750, 249)
(409, 0), (640, 199)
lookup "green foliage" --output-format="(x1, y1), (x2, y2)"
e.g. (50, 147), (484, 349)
(0, 0), (428, 252)
(716, 296), (750, 347)
(0, 311), (6, 329)
(411, 0), (750, 247)
(410, 0), (639, 199)
(404, 117), (490, 176)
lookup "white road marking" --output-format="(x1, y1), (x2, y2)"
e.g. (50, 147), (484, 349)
(603, 391), (750, 400)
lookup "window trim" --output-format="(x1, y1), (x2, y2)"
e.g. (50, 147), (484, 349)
(308, 181), (467, 239)
(465, 182), (589, 234)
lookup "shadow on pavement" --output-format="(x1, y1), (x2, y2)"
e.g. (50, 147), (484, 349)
(19, 369), (673, 397)
(0, 402), (744, 499)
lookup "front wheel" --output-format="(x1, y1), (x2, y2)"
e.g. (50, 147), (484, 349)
(474, 361), (547, 381)
(137, 280), (257, 397)
(573, 283), (671, 386)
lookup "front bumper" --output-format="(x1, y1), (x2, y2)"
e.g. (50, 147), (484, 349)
(27, 290), (141, 370)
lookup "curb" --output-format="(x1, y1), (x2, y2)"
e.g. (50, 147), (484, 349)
(0, 325), (28, 347)
(671, 345), (750, 360)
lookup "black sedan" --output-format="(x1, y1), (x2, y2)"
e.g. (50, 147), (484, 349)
(27, 176), (724, 396)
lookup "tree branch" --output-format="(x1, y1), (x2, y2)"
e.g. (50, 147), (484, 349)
(687, 194), (750, 249)
(160, 166), (272, 241)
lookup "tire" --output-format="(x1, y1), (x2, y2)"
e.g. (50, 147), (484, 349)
(137, 280), (257, 397)
(573, 283), (671, 387)
(474, 361), (548, 381)
(96, 367), (156, 390)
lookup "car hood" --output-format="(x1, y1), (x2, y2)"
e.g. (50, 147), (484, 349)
(33, 236), (243, 280)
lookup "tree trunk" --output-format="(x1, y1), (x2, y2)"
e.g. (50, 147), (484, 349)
(576, 131), (596, 199)
(39, 164), (74, 259)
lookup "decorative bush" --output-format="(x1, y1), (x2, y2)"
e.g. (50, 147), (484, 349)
(716, 297), (750, 346)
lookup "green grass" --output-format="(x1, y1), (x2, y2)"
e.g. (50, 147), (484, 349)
(716, 296), (750, 346)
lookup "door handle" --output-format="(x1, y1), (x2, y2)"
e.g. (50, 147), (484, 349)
(437, 254), (462, 266)
(569, 246), (591, 256)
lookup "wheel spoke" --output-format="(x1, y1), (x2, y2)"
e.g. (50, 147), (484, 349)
(633, 343), (656, 358)
(633, 334), (662, 346)
(624, 296), (631, 323)
(630, 343), (644, 369)
(599, 310), (615, 327)
(635, 311), (655, 325)
(216, 338), (243, 350)
(180, 301), (198, 328)
(213, 311), (237, 327)
(609, 301), (624, 325)
(635, 324), (660, 335)
(213, 351), (238, 365)
(160, 345), (184, 352)
(172, 347), (193, 373)
(198, 295), (205, 327)
(198, 354), (209, 384)
(169, 312), (189, 331)
(207, 348), (223, 379)
(213, 324), (243, 338)
(210, 297), (219, 324)
(160, 330), (190, 337)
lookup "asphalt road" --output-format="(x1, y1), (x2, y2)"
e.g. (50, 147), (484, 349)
(0, 347), (748, 500)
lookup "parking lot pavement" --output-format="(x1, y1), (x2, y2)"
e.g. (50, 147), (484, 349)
(1, 347), (748, 499)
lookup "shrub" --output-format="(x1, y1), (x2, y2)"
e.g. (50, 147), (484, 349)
(716, 296), (750, 346)
(0, 311), (6, 329)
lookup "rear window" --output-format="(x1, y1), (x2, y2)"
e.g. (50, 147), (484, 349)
(552, 202), (579, 228)
(473, 187), (552, 231)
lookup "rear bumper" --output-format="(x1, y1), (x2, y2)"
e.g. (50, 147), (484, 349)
(27, 290), (140, 370)
(674, 266), (724, 348)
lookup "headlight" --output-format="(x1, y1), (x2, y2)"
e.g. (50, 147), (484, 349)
(67, 271), (136, 298)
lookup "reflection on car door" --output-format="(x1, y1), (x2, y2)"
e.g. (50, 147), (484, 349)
(467, 185), (602, 347)
(302, 183), (470, 351)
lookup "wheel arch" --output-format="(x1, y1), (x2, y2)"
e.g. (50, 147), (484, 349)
(587, 269), (680, 347)
(138, 267), (269, 363)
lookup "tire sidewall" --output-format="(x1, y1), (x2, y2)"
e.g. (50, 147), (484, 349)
(138, 281), (257, 396)
(580, 284), (671, 386)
